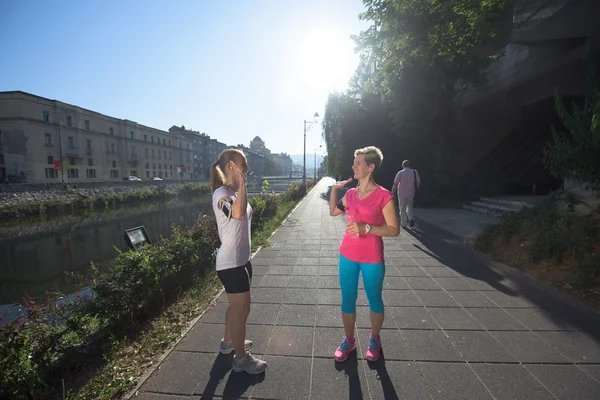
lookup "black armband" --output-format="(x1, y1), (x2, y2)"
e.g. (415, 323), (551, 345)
(220, 199), (233, 219)
(336, 199), (345, 212)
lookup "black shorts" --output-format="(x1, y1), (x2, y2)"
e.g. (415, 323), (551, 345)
(217, 261), (253, 294)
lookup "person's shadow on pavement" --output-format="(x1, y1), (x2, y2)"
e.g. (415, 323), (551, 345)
(367, 353), (399, 400)
(199, 353), (265, 399)
(334, 351), (365, 400)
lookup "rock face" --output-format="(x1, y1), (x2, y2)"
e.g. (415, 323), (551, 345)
(0, 184), (190, 208)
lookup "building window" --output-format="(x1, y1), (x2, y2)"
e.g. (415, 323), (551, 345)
(68, 136), (74, 148)
(146, 171), (150, 178)
(84, 120), (90, 130)
(146, 163), (149, 169)
(131, 145), (136, 154)
(145, 148), (149, 157)
(111, 170), (119, 178)
(45, 133), (53, 146)
(151, 149), (155, 158)
(67, 169), (79, 178)
(153, 170), (156, 177)
(69, 157), (75, 166)
(109, 127), (114, 135)
(47, 156), (53, 165)
(169, 140), (171, 146)
(88, 158), (93, 166)
(170, 164), (173, 170)
(159, 164), (162, 170)
(112, 160), (116, 168)
(43, 111), (50, 122)
(169, 151), (172, 160)
(66, 116), (72, 126)
(111, 143), (115, 153)
(144, 134), (147, 141)
(163, 138), (166, 145)
(158, 151), (161, 159)
(151, 136), (154, 143)
(159, 171), (162, 178)
(153, 163), (156, 169)
(170, 172), (173, 178)
(86, 169), (96, 178)
(130, 131), (134, 139)
(86, 139), (92, 152)
(0, 154), (4, 164)
(45, 168), (56, 178)
(131, 170), (137, 176)
(163, 150), (166, 159)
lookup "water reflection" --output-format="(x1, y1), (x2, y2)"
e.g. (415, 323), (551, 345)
(0, 195), (212, 305)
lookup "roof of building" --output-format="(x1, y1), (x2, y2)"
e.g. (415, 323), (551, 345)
(252, 136), (263, 142)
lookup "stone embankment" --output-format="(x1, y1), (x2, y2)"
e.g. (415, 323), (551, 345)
(0, 183), (187, 208)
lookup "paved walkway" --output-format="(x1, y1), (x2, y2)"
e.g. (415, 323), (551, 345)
(132, 178), (600, 400)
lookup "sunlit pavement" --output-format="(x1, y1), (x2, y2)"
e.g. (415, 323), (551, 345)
(130, 178), (600, 400)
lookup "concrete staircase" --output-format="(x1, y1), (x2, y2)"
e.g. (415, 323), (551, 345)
(462, 197), (534, 216)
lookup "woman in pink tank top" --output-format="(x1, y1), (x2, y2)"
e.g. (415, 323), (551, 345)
(328, 146), (400, 362)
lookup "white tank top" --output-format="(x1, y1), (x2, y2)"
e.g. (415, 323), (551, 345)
(212, 186), (253, 271)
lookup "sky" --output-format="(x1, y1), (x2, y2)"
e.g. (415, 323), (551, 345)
(0, 0), (371, 158)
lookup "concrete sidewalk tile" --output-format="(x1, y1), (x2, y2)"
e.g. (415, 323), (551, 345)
(580, 364), (600, 381)
(389, 306), (437, 330)
(401, 330), (463, 361)
(275, 304), (316, 327)
(471, 363), (552, 400)
(314, 327), (350, 358)
(266, 265), (295, 275)
(141, 351), (215, 395)
(490, 331), (570, 363)
(250, 287), (287, 304)
(319, 257), (338, 266)
(316, 305), (344, 328)
(288, 275), (318, 288)
(299, 250), (320, 258)
(386, 257), (418, 267)
(405, 277), (441, 290)
(467, 308), (526, 330)
(365, 360), (430, 400)
(318, 289), (342, 305)
(246, 303), (280, 325)
(433, 277), (477, 291)
(258, 275), (290, 288)
(446, 331), (517, 362)
(420, 266), (458, 277)
(525, 364), (600, 400)
(383, 290), (422, 306)
(536, 331), (600, 363)
(250, 355), (311, 400)
(448, 291), (498, 308)
(318, 265), (339, 276)
(483, 291), (539, 308)
(295, 258), (319, 267)
(251, 264), (269, 275)
(505, 308), (577, 331)
(416, 259), (447, 267)
(382, 276), (409, 290)
(266, 326), (314, 357)
(357, 328), (408, 361)
(355, 306), (397, 330)
(176, 323), (224, 353)
(396, 267), (427, 276)
(427, 307), (483, 330)
(460, 277), (499, 291)
(252, 257), (277, 266)
(192, 354), (258, 399)
(199, 302), (228, 323)
(283, 288), (318, 304)
(292, 265), (318, 275)
(383, 266), (403, 276)
(310, 356), (369, 400)
(417, 362), (494, 400)
(255, 250), (280, 258)
(317, 275), (341, 289)
(413, 290), (459, 307)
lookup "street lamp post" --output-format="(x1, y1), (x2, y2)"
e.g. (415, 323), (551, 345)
(313, 144), (322, 182)
(303, 112), (319, 187)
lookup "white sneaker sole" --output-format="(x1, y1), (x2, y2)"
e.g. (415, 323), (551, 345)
(231, 365), (267, 374)
(219, 342), (252, 355)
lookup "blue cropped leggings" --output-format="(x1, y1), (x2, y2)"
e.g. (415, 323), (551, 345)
(339, 254), (385, 314)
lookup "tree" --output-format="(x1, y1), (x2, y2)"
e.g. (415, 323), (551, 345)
(544, 45), (600, 192)
(354, 0), (510, 184)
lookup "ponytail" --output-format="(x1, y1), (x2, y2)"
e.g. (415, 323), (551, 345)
(210, 161), (225, 192)
(210, 148), (245, 192)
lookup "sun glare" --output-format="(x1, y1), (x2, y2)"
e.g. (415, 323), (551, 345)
(295, 28), (360, 96)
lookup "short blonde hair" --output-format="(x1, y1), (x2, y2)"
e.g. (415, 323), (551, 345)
(354, 146), (383, 169)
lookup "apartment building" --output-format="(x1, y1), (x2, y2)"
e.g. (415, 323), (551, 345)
(0, 91), (194, 183)
(170, 125), (227, 180)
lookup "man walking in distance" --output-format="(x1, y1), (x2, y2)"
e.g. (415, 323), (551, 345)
(392, 160), (421, 228)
